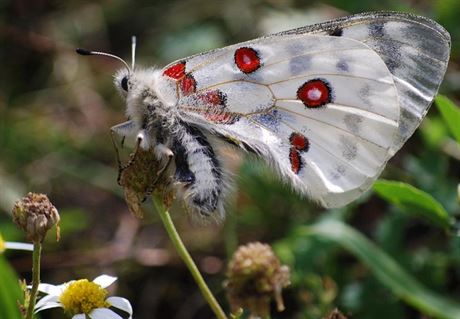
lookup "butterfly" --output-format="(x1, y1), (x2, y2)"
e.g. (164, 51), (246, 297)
(77, 11), (450, 219)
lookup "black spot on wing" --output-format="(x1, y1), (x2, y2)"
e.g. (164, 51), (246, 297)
(367, 22), (402, 72)
(343, 114), (363, 134)
(336, 59), (349, 72)
(358, 84), (371, 105)
(330, 164), (347, 180)
(251, 109), (282, 132)
(369, 22), (385, 37)
(289, 55), (312, 76)
(339, 136), (358, 161)
(328, 27), (343, 36)
(376, 40), (402, 71)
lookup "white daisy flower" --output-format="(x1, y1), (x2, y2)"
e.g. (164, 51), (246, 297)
(34, 274), (133, 319)
(0, 233), (33, 253)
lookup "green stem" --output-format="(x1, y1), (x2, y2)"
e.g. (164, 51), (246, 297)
(25, 243), (41, 319)
(153, 196), (227, 319)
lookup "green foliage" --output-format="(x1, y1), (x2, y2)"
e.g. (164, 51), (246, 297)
(299, 219), (460, 319)
(436, 95), (460, 145)
(0, 256), (23, 319)
(373, 180), (451, 229)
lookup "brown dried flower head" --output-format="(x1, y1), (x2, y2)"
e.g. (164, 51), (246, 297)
(226, 242), (290, 318)
(323, 308), (348, 319)
(12, 193), (60, 243)
(118, 147), (174, 218)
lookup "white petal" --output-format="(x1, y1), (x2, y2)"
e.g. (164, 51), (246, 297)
(34, 302), (62, 313)
(89, 308), (123, 319)
(35, 294), (60, 309)
(4, 242), (34, 251)
(36, 283), (63, 296)
(107, 296), (133, 315)
(72, 314), (86, 319)
(93, 275), (117, 288)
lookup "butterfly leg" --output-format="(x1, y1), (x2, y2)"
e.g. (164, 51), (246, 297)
(111, 121), (138, 185)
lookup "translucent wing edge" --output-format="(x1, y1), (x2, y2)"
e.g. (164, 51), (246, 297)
(162, 12), (450, 70)
(276, 11), (451, 45)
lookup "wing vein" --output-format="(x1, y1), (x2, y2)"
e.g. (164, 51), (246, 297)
(276, 100), (399, 123)
(277, 119), (375, 178)
(274, 105), (389, 149)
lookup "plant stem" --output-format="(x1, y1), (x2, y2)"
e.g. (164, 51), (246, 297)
(26, 243), (41, 319)
(153, 196), (227, 319)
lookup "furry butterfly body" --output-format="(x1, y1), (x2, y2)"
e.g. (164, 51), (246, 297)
(101, 11), (450, 218)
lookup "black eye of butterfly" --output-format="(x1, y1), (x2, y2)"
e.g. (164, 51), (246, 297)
(121, 76), (129, 91)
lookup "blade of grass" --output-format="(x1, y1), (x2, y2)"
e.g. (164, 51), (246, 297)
(0, 256), (23, 319)
(436, 95), (460, 145)
(373, 180), (451, 229)
(297, 219), (460, 319)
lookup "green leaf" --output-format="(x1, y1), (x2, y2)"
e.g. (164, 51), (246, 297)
(373, 180), (451, 229)
(298, 219), (460, 319)
(436, 95), (460, 145)
(0, 256), (23, 319)
(419, 117), (450, 149)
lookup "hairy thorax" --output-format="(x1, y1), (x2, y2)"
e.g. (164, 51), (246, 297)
(115, 68), (180, 149)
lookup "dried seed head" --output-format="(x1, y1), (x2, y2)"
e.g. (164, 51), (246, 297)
(12, 193), (60, 243)
(226, 242), (290, 318)
(118, 147), (174, 218)
(323, 308), (347, 319)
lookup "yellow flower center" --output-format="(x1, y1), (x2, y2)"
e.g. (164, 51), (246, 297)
(0, 234), (5, 254)
(59, 279), (110, 315)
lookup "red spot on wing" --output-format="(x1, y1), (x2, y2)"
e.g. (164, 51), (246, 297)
(297, 79), (332, 108)
(289, 148), (302, 174)
(204, 112), (237, 124)
(163, 62), (186, 79)
(290, 133), (309, 152)
(180, 75), (197, 95)
(195, 90), (234, 123)
(234, 47), (261, 74)
(198, 90), (226, 106)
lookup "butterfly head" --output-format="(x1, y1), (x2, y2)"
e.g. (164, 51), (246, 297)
(76, 39), (168, 126)
(114, 66), (168, 118)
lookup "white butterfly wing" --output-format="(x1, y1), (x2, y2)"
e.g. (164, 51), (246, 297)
(156, 12), (450, 208)
(280, 11), (451, 153)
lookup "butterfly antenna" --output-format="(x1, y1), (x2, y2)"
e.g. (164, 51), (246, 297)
(75, 48), (131, 73)
(131, 36), (137, 70)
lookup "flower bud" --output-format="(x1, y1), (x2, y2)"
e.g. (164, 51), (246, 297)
(226, 242), (290, 318)
(12, 193), (60, 243)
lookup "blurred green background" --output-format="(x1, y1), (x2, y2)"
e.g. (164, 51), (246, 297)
(1, 0), (460, 318)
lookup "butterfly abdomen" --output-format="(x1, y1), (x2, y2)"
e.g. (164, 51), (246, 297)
(173, 121), (224, 218)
